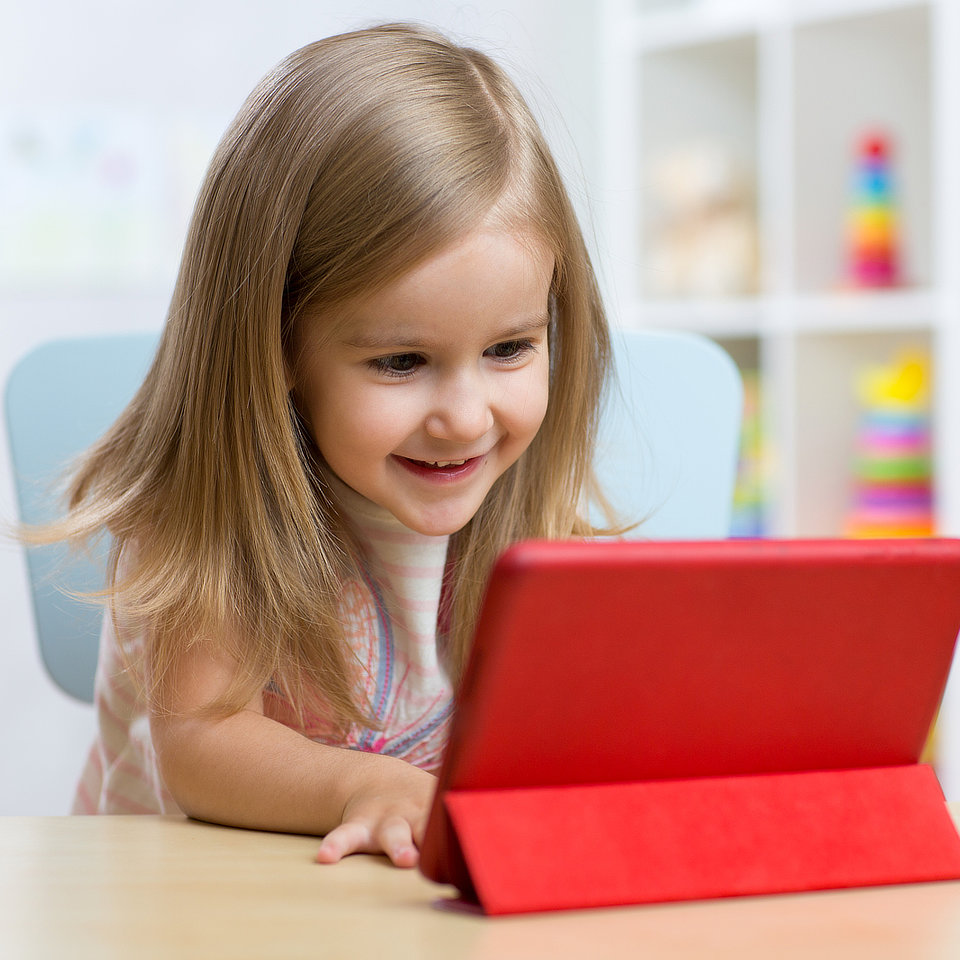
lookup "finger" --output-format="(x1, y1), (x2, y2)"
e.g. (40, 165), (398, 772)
(315, 821), (373, 864)
(376, 817), (419, 869)
(411, 814), (429, 850)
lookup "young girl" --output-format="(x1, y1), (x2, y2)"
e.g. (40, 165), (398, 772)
(48, 23), (611, 867)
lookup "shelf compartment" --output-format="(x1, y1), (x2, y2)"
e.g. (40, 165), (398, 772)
(793, 328), (934, 537)
(711, 335), (772, 537)
(792, 3), (932, 294)
(638, 34), (760, 301)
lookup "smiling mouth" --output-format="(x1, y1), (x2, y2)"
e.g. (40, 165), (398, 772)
(395, 455), (483, 479)
(408, 458), (468, 469)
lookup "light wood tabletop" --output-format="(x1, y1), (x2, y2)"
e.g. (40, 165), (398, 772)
(3, 810), (960, 960)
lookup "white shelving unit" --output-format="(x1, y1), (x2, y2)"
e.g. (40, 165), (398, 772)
(598, 0), (960, 796)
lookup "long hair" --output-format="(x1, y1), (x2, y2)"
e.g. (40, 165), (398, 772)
(39, 23), (612, 726)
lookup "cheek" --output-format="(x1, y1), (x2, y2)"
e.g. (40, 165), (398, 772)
(310, 381), (416, 457)
(510, 363), (551, 441)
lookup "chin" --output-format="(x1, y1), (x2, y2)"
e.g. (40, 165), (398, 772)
(404, 516), (469, 538)
(398, 504), (479, 537)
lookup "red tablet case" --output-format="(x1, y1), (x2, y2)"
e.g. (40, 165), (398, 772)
(418, 538), (960, 915)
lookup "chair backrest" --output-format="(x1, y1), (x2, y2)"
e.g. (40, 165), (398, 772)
(593, 328), (743, 539)
(4, 328), (741, 703)
(5, 333), (161, 702)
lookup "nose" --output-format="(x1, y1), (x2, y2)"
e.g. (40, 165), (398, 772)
(424, 370), (495, 443)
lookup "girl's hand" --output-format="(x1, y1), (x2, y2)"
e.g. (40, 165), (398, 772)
(315, 757), (437, 868)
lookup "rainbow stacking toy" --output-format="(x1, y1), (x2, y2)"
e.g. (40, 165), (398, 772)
(848, 132), (900, 288)
(846, 351), (933, 538)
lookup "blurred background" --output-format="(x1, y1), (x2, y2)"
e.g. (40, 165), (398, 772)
(4, 0), (960, 811)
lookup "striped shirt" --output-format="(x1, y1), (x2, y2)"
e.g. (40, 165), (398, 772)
(73, 486), (454, 814)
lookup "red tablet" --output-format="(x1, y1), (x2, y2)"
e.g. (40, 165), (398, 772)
(419, 537), (960, 913)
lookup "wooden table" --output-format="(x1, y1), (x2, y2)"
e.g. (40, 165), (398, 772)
(3, 812), (960, 959)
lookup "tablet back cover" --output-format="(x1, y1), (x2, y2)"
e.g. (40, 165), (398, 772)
(420, 538), (960, 887)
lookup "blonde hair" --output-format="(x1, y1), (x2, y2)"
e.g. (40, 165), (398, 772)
(42, 24), (611, 728)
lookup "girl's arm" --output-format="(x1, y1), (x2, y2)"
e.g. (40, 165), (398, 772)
(150, 642), (436, 868)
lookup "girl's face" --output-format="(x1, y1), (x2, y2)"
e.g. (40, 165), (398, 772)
(292, 228), (553, 536)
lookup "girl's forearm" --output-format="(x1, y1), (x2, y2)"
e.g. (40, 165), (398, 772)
(153, 708), (433, 838)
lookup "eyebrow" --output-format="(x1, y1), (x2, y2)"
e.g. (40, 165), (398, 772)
(342, 314), (551, 350)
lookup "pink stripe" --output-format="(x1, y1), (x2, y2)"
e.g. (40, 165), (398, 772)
(104, 673), (136, 708)
(88, 744), (104, 775)
(99, 741), (147, 783)
(393, 660), (445, 680)
(77, 739), (167, 815)
(74, 780), (96, 814)
(393, 595), (442, 614)
(856, 437), (930, 456)
(97, 690), (130, 735)
(111, 758), (157, 786)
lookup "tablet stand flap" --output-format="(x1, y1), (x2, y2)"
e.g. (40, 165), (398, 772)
(443, 764), (960, 915)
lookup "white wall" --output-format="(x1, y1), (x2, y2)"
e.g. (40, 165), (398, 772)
(0, 1), (602, 813)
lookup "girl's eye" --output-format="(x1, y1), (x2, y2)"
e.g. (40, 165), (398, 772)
(486, 339), (533, 362)
(371, 353), (424, 378)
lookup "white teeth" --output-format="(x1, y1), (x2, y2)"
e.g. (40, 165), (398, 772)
(425, 459), (466, 467)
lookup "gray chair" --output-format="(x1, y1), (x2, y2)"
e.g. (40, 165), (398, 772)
(5, 328), (741, 703)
